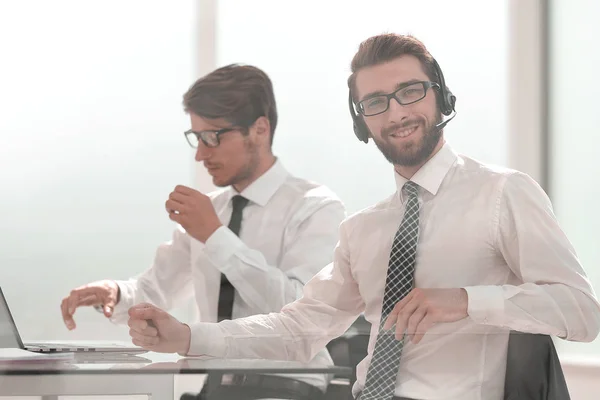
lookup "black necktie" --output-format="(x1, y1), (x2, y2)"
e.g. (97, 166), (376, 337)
(217, 195), (249, 321)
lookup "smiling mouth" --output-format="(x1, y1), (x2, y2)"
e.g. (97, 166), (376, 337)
(389, 125), (419, 139)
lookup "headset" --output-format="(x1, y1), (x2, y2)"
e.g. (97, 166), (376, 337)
(348, 57), (457, 144)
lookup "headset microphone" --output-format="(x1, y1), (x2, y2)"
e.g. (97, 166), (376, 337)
(433, 110), (456, 132)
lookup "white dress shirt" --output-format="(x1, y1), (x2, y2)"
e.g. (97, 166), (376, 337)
(186, 143), (600, 400)
(109, 159), (347, 391)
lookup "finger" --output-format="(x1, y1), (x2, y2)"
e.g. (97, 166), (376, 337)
(168, 211), (184, 224)
(132, 338), (156, 350)
(174, 185), (196, 196)
(128, 322), (158, 337)
(61, 298), (76, 330)
(383, 291), (415, 330)
(67, 287), (108, 314)
(412, 315), (436, 344)
(405, 306), (427, 341)
(128, 318), (149, 331)
(129, 329), (159, 347)
(165, 199), (185, 212)
(128, 303), (161, 320)
(66, 290), (83, 316)
(103, 304), (114, 318)
(169, 192), (188, 204)
(391, 298), (419, 340)
(141, 325), (158, 336)
(77, 294), (101, 307)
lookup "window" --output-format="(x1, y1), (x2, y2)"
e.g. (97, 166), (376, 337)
(0, 0), (196, 340)
(549, 0), (600, 357)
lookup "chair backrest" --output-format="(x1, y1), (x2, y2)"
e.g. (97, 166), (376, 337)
(324, 316), (370, 400)
(504, 331), (571, 400)
(326, 316), (370, 385)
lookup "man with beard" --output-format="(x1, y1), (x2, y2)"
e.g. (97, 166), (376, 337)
(60, 64), (346, 398)
(125, 34), (600, 400)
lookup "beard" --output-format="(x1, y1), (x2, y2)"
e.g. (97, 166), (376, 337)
(214, 137), (260, 188)
(372, 114), (443, 167)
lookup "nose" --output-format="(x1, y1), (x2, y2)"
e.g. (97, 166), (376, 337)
(194, 142), (212, 162)
(386, 97), (411, 123)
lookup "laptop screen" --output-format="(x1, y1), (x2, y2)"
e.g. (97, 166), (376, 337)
(0, 288), (25, 349)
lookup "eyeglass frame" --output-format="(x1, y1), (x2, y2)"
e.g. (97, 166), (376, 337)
(183, 127), (240, 149)
(356, 80), (440, 117)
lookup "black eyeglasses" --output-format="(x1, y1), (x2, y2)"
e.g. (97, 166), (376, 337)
(184, 127), (238, 148)
(357, 81), (440, 117)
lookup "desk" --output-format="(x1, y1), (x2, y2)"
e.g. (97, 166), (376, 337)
(0, 353), (351, 399)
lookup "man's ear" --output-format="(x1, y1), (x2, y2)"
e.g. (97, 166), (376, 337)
(251, 116), (272, 147)
(252, 116), (270, 137)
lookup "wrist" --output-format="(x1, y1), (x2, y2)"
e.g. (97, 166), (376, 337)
(203, 222), (223, 243)
(178, 323), (191, 355)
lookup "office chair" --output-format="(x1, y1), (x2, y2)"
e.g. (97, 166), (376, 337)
(324, 315), (371, 400)
(323, 326), (572, 400)
(504, 331), (571, 400)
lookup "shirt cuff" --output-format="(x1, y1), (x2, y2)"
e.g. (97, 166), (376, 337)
(204, 226), (245, 272)
(185, 322), (228, 357)
(463, 285), (505, 326)
(109, 280), (135, 323)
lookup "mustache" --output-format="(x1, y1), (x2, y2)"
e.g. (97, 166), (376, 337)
(381, 118), (425, 136)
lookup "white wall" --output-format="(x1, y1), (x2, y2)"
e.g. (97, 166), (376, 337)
(0, 0), (197, 341)
(213, 0), (509, 214)
(549, 0), (600, 359)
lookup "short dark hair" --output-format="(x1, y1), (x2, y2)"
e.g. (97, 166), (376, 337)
(348, 34), (438, 101)
(183, 64), (278, 145)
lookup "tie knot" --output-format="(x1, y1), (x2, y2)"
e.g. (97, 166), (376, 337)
(403, 181), (419, 197)
(231, 195), (249, 211)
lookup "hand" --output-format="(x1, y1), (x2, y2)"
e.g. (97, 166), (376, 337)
(61, 280), (120, 330)
(382, 288), (469, 344)
(127, 303), (191, 354)
(165, 185), (222, 243)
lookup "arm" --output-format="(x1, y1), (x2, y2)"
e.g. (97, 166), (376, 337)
(204, 197), (346, 312)
(464, 172), (600, 341)
(110, 225), (194, 324)
(184, 220), (365, 363)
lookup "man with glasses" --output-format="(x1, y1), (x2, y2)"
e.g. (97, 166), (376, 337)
(60, 64), (346, 398)
(126, 33), (600, 400)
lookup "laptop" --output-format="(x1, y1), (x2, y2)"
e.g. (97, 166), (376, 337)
(0, 287), (147, 354)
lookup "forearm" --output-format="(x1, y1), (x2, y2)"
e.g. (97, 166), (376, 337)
(187, 260), (365, 363)
(111, 226), (193, 324)
(224, 260), (304, 312)
(488, 172), (600, 341)
(187, 303), (357, 363)
(205, 227), (327, 312)
(465, 282), (600, 341)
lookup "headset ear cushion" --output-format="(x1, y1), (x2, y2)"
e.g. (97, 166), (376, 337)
(442, 88), (456, 116)
(353, 118), (369, 143)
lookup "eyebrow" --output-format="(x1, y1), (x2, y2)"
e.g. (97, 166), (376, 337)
(360, 79), (423, 102)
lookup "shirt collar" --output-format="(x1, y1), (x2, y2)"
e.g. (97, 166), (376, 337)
(394, 142), (458, 197)
(226, 158), (289, 207)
